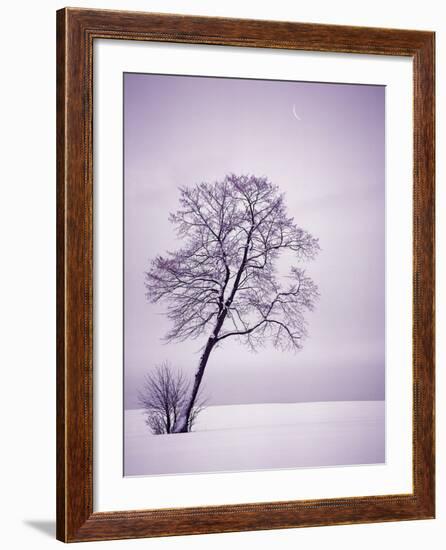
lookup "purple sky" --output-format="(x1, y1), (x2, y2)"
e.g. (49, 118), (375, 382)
(124, 73), (385, 409)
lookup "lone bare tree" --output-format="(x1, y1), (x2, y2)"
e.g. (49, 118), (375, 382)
(138, 361), (207, 434)
(145, 174), (319, 432)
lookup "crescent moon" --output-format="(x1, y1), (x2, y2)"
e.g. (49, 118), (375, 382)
(292, 104), (301, 121)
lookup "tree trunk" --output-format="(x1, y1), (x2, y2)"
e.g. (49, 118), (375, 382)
(165, 409), (171, 434)
(174, 243), (251, 433)
(174, 336), (216, 433)
(174, 306), (232, 433)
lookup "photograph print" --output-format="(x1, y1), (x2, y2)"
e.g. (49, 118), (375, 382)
(124, 72), (385, 477)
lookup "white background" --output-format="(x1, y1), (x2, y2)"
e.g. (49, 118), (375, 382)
(95, 41), (413, 510)
(0, 0), (443, 549)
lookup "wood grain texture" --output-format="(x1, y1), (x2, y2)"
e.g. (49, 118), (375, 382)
(56, 7), (435, 543)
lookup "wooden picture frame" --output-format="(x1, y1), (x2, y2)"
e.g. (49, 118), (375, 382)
(56, 7), (435, 543)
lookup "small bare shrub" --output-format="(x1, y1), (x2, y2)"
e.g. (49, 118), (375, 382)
(138, 361), (207, 434)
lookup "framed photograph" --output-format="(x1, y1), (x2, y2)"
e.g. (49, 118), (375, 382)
(56, 8), (435, 543)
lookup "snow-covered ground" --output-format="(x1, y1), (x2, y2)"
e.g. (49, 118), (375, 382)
(124, 401), (385, 476)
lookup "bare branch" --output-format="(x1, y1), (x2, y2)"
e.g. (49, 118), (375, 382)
(145, 174), (319, 352)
